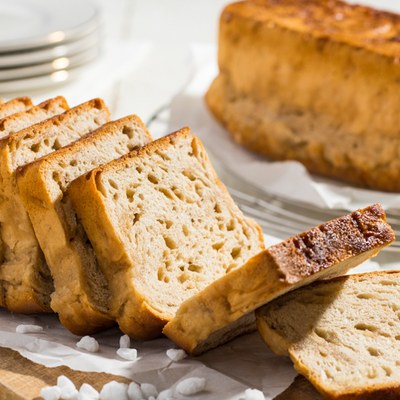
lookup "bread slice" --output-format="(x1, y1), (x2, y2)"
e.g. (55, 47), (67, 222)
(207, 0), (400, 192)
(17, 116), (152, 334)
(0, 96), (69, 290)
(163, 204), (394, 354)
(0, 96), (69, 140)
(68, 128), (264, 339)
(256, 271), (400, 399)
(0, 99), (110, 313)
(0, 97), (32, 119)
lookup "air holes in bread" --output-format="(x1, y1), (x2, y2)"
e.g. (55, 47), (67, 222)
(108, 179), (119, 190)
(188, 264), (202, 273)
(70, 159), (78, 167)
(354, 323), (377, 332)
(212, 242), (224, 250)
(164, 236), (177, 250)
(182, 170), (196, 181)
(53, 139), (62, 150)
(231, 247), (241, 259)
(147, 174), (158, 184)
(357, 293), (376, 299)
(214, 203), (222, 213)
(158, 187), (174, 200)
(30, 143), (41, 153)
(122, 125), (134, 139)
(126, 189), (135, 202)
(367, 347), (381, 357)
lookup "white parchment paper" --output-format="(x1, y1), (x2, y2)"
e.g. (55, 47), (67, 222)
(168, 45), (400, 212)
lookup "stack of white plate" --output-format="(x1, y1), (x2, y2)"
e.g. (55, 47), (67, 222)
(0, 0), (100, 92)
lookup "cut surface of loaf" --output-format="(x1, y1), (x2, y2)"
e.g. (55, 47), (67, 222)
(163, 204), (395, 355)
(17, 115), (152, 334)
(0, 97), (32, 119)
(256, 271), (400, 400)
(68, 128), (264, 339)
(0, 98), (110, 313)
(207, 0), (400, 191)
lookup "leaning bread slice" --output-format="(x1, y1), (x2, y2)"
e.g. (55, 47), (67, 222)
(163, 204), (394, 355)
(68, 128), (264, 339)
(0, 96), (69, 285)
(0, 99), (110, 313)
(17, 115), (152, 334)
(0, 97), (32, 119)
(256, 271), (400, 400)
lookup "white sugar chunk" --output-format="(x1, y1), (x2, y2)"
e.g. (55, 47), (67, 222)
(127, 382), (143, 399)
(116, 348), (138, 361)
(40, 386), (61, 400)
(140, 383), (158, 398)
(79, 383), (99, 399)
(245, 388), (265, 400)
(119, 334), (131, 349)
(16, 324), (43, 334)
(166, 348), (187, 362)
(76, 336), (99, 352)
(157, 388), (175, 400)
(176, 377), (206, 396)
(100, 381), (128, 400)
(57, 375), (78, 399)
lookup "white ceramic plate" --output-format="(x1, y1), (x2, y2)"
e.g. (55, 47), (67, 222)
(0, 63), (90, 92)
(0, 31), (99, 68)
(0, 0), (98, 52)
(0, 46), (99, 81)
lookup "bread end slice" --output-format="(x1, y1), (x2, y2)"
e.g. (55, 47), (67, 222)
(256, 271), (400, 400)
(163, 204), (394, 355)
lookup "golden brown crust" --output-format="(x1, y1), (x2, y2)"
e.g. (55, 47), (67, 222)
(0, 97), (32, 119)
(225, 0), (400, 60)
(163, 204), (394, 354)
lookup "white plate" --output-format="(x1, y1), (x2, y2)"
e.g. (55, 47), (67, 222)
(0, 46), (99, 81)
(0, 63), (91, 93)
(0, 0), (98, 52)
(0, 31), (99, 68)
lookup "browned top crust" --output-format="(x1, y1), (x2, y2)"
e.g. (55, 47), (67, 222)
(270, 203), (395, 284)
(224, 0), (400, 59)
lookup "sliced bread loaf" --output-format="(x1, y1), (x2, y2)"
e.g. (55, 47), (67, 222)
(0, 99), (110, 313)
(163, 204), (394, 354)
(0, 96), (69, 139)
(0, 97), (32, 119)
(17, 115), (152, 334)
(68, 128), (264, 339)
(256, 271), (400, 399)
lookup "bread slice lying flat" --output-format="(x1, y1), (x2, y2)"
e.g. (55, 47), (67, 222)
(0, 96), (69, 288)
(17, 115), (152, 334)
(68, 128), (264, 339)
(163, 204), (394, 355)
(0, 99), (110, 313)
(256, 271), (400, 400)
(0, 97), (32, 119)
